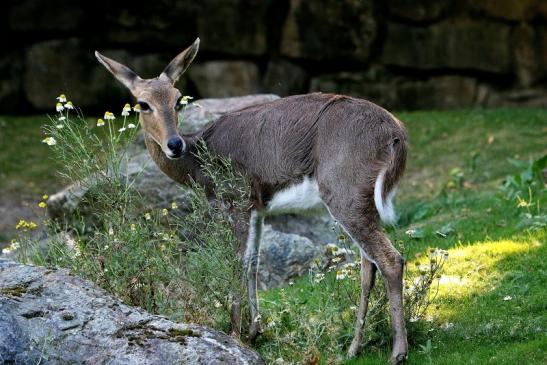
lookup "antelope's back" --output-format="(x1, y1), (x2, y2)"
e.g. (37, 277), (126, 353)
(203, 93), (405, 186)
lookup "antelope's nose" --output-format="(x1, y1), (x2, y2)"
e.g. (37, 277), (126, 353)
(167, 137), (184, 157)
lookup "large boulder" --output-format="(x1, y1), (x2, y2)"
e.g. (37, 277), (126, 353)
(382, 20), (512, 74)
(468, 0), (544, 22)
(24, 39), (131, 111)
(258, 225), (323, 289)
(386, 0), (454, 22)
(280, 0), (377, 62)
(0, 259), (264, 365)
(311, 72), (479, 109)
(261, 60), (307, 96)
(0, 51), (24, 114)
(189, 61), (261, 98)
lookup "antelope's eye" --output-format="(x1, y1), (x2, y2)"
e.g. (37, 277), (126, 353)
(138, 101), (151, 112)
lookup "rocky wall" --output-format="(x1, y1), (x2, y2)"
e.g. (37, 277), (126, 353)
(2, 0), (546, 113)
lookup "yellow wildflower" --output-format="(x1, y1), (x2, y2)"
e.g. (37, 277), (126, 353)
(56, 103), (64, 112)
(38, 201), (46, 208)
(130, 223), (136, 231)
(171, 202), (178, 209)
(96, 118), (105, 127)
(56, 94), (67, 102)
(132, 104), (141, 113)
(104, 111), (115, 120)
(42, 194), (49, 200)
(64, 101), (74, 109)
(162, 208), (168, 216)
(144, 212), (151, 220)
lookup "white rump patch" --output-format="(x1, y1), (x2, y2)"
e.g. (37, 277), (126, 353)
(374, 167), (397, 225)
(267, 176), (323, 214)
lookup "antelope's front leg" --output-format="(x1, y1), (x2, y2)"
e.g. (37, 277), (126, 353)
(244, 210), (264, 340)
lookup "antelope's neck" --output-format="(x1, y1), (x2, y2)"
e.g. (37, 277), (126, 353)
(143, 132), (201, 186)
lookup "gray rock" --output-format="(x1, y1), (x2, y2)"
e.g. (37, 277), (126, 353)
(310, 69), (398, 109)
(0, 51), (24, 113)
(266, 213), (337, 245)
(280, 0), (377, 62)
(382, 20), (512, 74)
(261, 60), (307, 96)
(193, 1), (271, 56)
(387, 0), (453, 22)
(311, 72), (479, 109)
(189, 61), (261, 98)
(396, 76), (478, 109)
(24, 39), (130, 111)
(0, 259), (263, 365)
(258, 225), (323, 289)
(468, 0), (540, 21)
(9, 0), (84, 32)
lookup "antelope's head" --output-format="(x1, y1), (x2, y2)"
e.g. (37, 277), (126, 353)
(95, 38), (200, 159)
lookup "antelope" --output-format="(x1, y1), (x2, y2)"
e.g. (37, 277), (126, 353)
(95, 38), (408, 364)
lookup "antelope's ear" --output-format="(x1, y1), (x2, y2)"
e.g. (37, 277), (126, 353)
(95, 51), (140, 90)
(160, 38), (200, 84)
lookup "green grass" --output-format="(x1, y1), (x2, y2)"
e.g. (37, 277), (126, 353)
(1, 108), (546, 363)
(0, 116), (62, 194)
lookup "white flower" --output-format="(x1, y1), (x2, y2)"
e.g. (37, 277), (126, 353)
(127, 123), (136, 129)
(144, 213), (151, 220)
(42, 137), (57, 146)
(55, 124), (64, 129)
(104, 111), (115, 120)
(122, 103), (131, 116)
(56, 103), (64, 112)
(503, 295), (512, 301)
(64, 101), (74, 109)
(56, 94), (67, 103)
(96, 119), (105, 127)
(336, 269), (348, 280)
(58, 116), (66, 121)
(108, 227), (114, 235)
(441, 322), (454, 330)
(171, 202), (178, 209)
(214, 300), (222, 308)
(118, 127), (126, 132)
(132, 104), (141, 113)
(313, 272), (325, 283)
(192, 102), (202, 108)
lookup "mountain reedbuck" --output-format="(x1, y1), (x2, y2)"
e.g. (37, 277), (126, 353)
(96, 38), (408, 364)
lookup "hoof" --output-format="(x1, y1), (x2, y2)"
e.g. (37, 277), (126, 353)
(389, 353), (407, 365)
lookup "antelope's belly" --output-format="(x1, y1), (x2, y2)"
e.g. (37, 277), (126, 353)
(266, 176), (324, 215)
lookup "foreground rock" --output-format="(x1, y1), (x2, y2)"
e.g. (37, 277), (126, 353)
(0, 259), (264, 365)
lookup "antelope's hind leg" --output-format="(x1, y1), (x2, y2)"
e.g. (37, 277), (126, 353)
(320, 185), (408, 364)
(347, 254), (377, 357)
